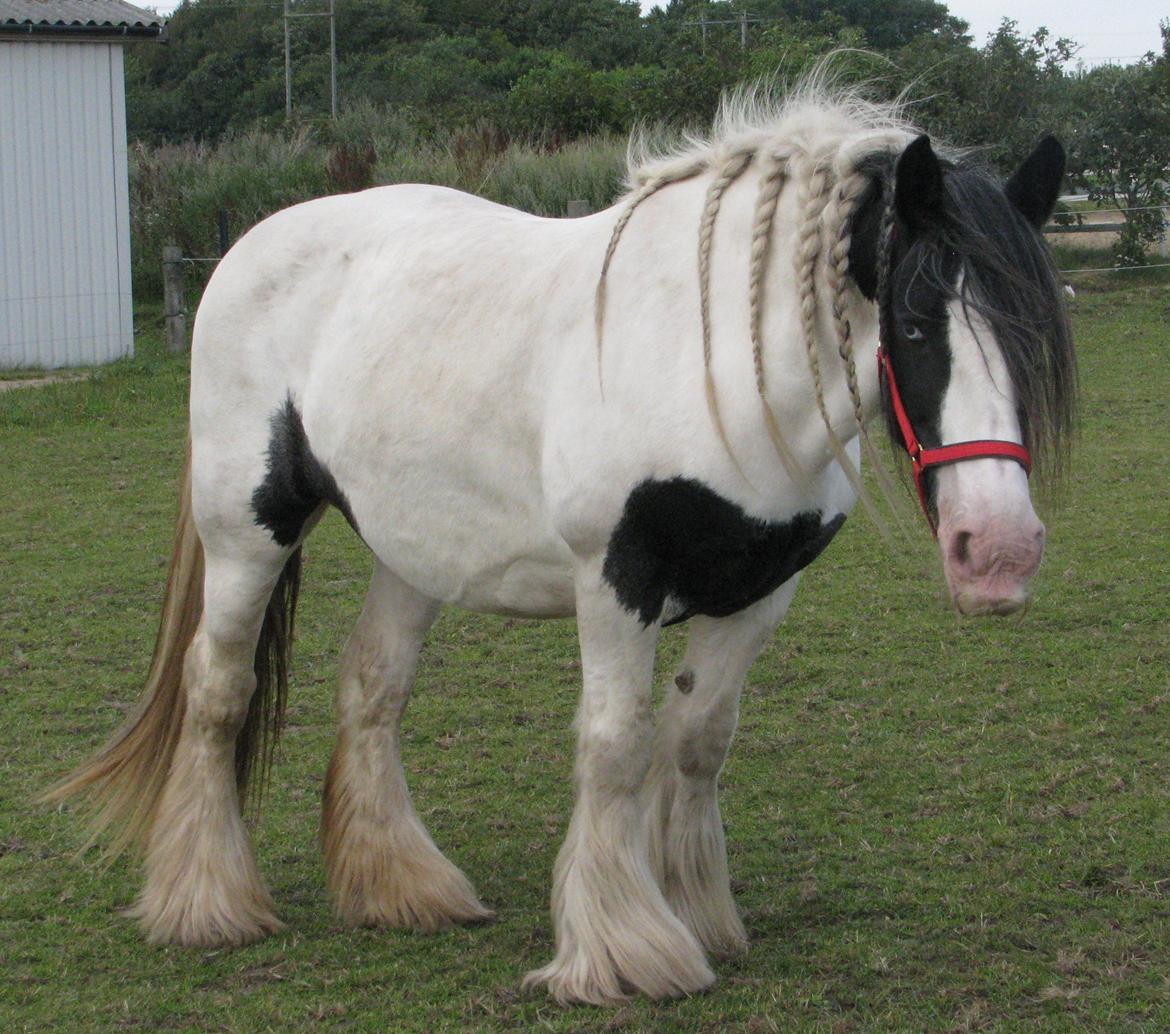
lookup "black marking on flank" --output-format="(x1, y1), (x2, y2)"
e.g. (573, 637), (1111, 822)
(602, 477), (846, 627)
(675, 670), (695, 694)
(251, 396), (358, 547)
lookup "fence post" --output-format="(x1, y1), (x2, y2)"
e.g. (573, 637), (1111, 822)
(217, 209), (230, 258)
(163, 245), (187, 355)
(566, 199), (590, 218)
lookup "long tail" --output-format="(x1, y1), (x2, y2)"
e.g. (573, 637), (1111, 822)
(40, 446), (301, 859)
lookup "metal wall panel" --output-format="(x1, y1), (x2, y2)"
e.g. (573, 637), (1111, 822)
(0, 40), (133, 369)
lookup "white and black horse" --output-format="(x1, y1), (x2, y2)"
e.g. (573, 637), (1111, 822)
(48, 87), (1074, 1005)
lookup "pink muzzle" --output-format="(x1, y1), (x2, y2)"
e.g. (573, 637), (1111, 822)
(938, 513), (1046, 616)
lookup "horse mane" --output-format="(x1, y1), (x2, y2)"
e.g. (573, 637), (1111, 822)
(596, 75), (916, 503)
(595, 73), (1075, 503)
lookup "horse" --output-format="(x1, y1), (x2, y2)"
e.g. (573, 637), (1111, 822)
(44, 84), (1075, 1006)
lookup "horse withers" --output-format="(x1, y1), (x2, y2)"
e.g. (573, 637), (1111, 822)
(45, 86), (1074, 1005)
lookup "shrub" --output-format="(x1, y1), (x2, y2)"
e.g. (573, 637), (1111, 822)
(129, 109), (629, 301)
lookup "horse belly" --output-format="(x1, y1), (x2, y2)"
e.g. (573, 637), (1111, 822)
(345, 483), (576, 617)
(299, 333), (577, 617)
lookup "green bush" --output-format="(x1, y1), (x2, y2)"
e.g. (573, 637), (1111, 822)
(130, 112), (629, 302)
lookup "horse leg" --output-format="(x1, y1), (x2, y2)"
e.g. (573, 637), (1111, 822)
(131, 547), (288, 945)
(523, 560), (714, 1005)
(322, 562), (492, 930)
(643, 581), (798, 958)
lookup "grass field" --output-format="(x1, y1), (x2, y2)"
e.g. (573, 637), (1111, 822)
(2, 278), (1168, 1032)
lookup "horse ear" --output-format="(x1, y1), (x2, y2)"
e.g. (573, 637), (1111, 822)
(894, 135), (946, 235)
(1004, 135), (1065, 229)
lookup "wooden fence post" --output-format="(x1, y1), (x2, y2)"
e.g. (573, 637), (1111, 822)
(217, 209), (230, 258)
(162, 245), (187, 355)
(566, 199), (590, 218)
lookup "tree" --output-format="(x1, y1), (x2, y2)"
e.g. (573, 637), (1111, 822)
(1067, 24), (1170, 265)
(893, 20), (1077, 174)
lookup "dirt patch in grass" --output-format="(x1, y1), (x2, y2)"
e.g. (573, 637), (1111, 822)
(0, 372), (90, 392)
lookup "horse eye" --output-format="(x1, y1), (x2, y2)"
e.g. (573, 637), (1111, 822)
(903, 324), (926, 342)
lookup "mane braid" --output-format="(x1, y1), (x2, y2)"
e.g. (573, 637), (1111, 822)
(824, 168), (905, 532)
(875, 183), (897, 351)
(594, 175), (668, 385)
(824, 171), (869, 436)
(794, 155), (870, 506)
(748, 154), (804, 480)
(698, 150), (754, 478)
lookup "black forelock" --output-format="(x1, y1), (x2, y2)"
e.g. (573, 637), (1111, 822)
(935, 163), (1077, 481)
(854, 152), (1077, 485)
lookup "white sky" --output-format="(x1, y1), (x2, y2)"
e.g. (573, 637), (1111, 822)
(140, 2), (1165, 66)
(934, 1), (1164, 64)
(636, 1), (1166, 66)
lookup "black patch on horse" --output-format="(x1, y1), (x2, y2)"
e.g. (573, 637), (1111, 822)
(884, 240), (958, 460)
(602, 477), (846, 626)
(251, 396), (358, 546)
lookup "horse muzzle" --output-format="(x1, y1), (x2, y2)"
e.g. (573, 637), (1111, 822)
(939, 517), (1046, 617)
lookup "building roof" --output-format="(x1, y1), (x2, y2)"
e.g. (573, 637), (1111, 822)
(0, 0), (166, 40)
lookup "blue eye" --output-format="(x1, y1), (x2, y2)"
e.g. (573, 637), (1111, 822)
(903, 324), (926, 342)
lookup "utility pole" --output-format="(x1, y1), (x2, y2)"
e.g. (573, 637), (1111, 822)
(683, 12), (760, 52)
(284, 0), (292, 119)
(283, 0), (338, 120)
(329, 0), (337, 119)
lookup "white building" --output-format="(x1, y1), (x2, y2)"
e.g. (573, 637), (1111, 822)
(0, 0), (164, 369)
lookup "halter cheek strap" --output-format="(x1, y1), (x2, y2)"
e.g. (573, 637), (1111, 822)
(877, 343), (1032, 537)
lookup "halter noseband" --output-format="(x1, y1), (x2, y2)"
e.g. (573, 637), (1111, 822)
(875, 197), (1032, 538)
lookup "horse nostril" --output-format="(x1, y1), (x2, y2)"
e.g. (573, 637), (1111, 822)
(950, 530), (973, 568)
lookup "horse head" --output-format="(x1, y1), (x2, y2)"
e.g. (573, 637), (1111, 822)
(855, 134), (1075, 616)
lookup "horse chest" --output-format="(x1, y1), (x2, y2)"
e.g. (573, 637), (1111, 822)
(602, 477), (846, 626)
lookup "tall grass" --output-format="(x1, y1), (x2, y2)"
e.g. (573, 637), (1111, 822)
(130, 107), (628, 300)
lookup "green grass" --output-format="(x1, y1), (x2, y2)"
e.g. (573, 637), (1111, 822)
(2, 284), (1169, 1032)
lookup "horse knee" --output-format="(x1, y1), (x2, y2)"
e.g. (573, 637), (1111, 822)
(579, 720), (653, 797)
(337, 634), (411, 728)
(182, 632), (256, 736)
(676, 708), (736, 781)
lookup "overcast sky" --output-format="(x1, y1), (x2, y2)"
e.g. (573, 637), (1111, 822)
(141, 2), (1165, 66)
(638, 1), (1166, 65)
(893, 1), (1163, 64)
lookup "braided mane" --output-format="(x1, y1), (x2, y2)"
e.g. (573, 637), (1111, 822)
(595, 81), (914, 497)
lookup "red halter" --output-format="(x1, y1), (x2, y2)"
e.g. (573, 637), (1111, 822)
(877, 343), (1032, 537)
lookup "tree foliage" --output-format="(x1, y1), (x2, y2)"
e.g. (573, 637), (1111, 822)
(124, 1), (1170, 267)
(125, 0), (973, 140)
(1066, 25), (1170, 265)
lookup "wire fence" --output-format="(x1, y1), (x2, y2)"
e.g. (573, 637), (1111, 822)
(1046, 193), (1168, 275)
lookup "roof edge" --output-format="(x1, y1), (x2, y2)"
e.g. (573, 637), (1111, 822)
(0, 20), (165, 40)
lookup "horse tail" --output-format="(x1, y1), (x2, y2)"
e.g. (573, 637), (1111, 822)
(41, 446), (301, 858)
(40, 444), (204, 859)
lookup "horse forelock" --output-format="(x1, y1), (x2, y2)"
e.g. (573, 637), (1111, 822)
(933, 167), (1076, 483)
